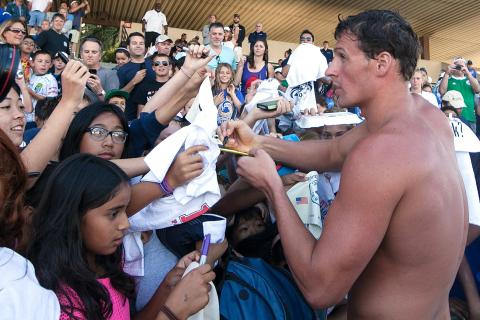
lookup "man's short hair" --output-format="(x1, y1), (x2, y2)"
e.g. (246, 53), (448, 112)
(209, 22), (224, 31)
(32, 50), (51, 60)
(300, 29), (314, 42)
(323, 40), (329, 44)
(51, 13), (65, 22)
(80, 37), (103, 52)
(127, 32), (145, 46)
(334, 9), (420, 81)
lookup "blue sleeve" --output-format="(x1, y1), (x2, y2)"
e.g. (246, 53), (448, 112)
(128, 112), (167, 157)
(117, 65), (128, 88)
(235, 89), (244, 105)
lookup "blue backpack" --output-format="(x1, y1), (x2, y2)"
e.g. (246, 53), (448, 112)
(219, 257), (316, 320)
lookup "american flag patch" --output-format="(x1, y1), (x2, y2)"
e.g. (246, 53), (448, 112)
(296, 197), (308, 204)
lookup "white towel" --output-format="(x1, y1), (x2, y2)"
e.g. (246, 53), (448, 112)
(243, 78), (280, 134)
(296, 111), (364, 128)
(285, 43), (328, 114)
(184, 262), (220, 320)
(124, 77), (224, 276)
(286, 43), (327, 87)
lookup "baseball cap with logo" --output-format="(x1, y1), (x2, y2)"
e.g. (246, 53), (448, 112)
(155, 35), (172, 44)
(442, 90), (466, 109)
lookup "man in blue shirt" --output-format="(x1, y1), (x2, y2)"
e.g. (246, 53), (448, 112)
(206, 22), (237, 71)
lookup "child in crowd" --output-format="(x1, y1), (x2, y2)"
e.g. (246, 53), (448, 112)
(27, 50), (58, 126)
(28, 153), (214, 320)
(105, 89), (129, 112)
(114, 47), (130, 70)
(52, 51), (67, 95)
(19, 36), (35, 82)
(212, 63), (244, 126)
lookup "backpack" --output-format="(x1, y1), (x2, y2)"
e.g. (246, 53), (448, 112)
(219, 257), (316, 320)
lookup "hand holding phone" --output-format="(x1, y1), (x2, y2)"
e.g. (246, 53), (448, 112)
(257, 99), (279, 111)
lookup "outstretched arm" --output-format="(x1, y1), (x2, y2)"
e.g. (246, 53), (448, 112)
(219, 119), (368, 173)
(236, 137), (405, 308)
(21, 61), (89, 185)
(141, 44), (214, 125)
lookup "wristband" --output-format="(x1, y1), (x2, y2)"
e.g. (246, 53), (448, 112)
(159, 177), (173, 195)
(180, 67), (193, 79)
(159, 305), (180, 320)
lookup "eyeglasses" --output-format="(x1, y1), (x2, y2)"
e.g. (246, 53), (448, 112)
(85, 127), (128, 144)
(154, 61), (169, 67)
(8, 28), (27, 35)
(300, 37), (312, 41)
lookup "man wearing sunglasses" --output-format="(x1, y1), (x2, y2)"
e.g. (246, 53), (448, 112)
(131, 53), (172, 115)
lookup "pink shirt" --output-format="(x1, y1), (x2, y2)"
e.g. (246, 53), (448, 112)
(58, 278), (130, 320)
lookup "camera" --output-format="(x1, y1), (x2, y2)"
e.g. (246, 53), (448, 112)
(453, 65), (462, 71)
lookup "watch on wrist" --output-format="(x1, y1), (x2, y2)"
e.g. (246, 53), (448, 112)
(98, 90), (106, 96)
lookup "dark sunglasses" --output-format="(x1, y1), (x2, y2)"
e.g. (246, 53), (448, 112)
(300, 36), (312, 41)
(8, 28), (27, 35)
(154, 61), (170, 67)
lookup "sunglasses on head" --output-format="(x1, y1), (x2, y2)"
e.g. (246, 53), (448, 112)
(154, 61), (170, 67)
(8, 28), (26, 35)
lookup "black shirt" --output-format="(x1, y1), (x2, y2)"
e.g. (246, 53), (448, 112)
(130, 79), (166, 109)
(35, 29), (70, 56)
(229, 24), (246, 47)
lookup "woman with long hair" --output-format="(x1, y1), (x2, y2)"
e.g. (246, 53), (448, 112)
(234, 39), (274, 95)
(212, 62), (244, 125)
(0, 128), (60, 319)
(28, 153), (214, 320)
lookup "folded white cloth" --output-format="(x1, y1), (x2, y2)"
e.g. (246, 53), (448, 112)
(124, 77), (223, 276)
(450, 117), (480, 152)
(184, 261), (219, 320)
(244, 78), (280, 134)
(286, 43), (328, 87)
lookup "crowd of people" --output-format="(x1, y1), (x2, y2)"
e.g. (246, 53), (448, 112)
(0, 1), (480, 319)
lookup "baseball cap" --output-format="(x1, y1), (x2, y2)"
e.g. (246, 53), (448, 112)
(70, 0), (78, 5)
(105, 89), (129, 101)
(155, 35), (172, 44)
(274, 67), (282, 73)
(224, 26), (231, 32)
(442, 90), (466, 109)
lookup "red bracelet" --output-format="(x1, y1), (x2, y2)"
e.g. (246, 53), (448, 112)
(159, 304), (180, 320)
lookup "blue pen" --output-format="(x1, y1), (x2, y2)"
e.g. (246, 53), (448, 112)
(199, 234), (211, 265)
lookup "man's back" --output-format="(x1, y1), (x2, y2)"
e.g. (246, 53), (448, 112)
(347, 97), (467, 319)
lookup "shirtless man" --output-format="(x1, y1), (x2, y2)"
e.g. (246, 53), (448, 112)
(219, 10), (467, 319)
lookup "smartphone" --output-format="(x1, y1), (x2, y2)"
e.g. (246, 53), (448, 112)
(88, 69), (97, 75)
(257, 100), (279, 111)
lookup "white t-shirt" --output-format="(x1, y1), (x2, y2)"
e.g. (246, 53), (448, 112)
(28, 0), (52, 12)
(0, 247), (60, 320)
(142, 10), (167, 34)
(27, 73), (58, 122)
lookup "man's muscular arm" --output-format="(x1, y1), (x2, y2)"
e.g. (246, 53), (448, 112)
(237, 135), (406, 307)
(219, 120), (368, 172)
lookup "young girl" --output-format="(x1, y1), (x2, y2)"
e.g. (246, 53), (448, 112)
(212, 63), (244, 126)
(28, 154), (215, 320)
(0, 129), (60, 319)
(234, 39), (274, 96)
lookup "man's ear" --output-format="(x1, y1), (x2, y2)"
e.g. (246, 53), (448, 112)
(374, 51), (394, 77)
